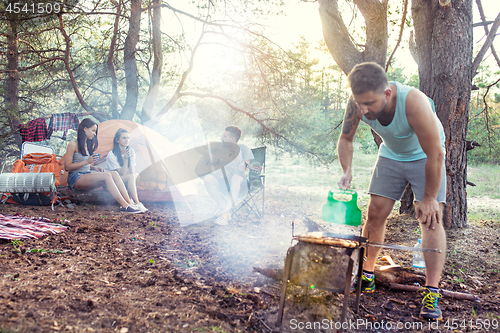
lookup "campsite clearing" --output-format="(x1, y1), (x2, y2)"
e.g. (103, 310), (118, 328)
(0, 200), (499, 332)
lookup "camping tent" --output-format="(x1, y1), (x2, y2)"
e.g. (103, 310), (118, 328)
(93, 120), (198, 202)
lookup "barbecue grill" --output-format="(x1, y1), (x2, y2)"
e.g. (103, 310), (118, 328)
(276, 232), (367, 327)
(275, 230), (440, 328)
(275, 190), (441, 329)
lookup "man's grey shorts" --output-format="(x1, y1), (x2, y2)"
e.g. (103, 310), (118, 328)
(369, 156), (446, 203)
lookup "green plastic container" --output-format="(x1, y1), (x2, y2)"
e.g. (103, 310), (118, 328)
(322, 189), (362, 226)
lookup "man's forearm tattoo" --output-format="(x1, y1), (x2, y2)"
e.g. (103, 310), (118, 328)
(342, 99), (357, 135)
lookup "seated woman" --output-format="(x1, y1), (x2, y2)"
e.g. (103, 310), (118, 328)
(104, 128), (147, 212)
(64, 118), (142, 213)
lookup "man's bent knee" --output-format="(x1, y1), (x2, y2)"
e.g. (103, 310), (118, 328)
(367, 196), (394, 220)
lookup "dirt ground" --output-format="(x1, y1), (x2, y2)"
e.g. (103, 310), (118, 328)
(0, 196), (499, 333)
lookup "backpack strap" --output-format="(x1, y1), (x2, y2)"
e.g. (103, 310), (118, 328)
(36, 193), (43, 206)
(0, 192), (12, 204)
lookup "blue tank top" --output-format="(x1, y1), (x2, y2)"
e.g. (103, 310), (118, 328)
(361, 81), (445, 161)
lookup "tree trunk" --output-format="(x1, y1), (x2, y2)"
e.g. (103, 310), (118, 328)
(107, 0), (122, 120)
(121, 0), (141, 120)
(319, 0), (387, 171)
(412, 0), (473, 228)
(399, 184), (416, 217)
(318, 0), (388, 75)
(5, 18), (22, 149)
(141, 0), (163, 123)
(57, 15), (109, 123)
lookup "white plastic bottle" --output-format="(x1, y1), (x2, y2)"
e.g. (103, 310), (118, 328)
(412, 239), (426, 268)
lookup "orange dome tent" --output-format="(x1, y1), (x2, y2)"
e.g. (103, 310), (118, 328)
(92, 120), (197, 202)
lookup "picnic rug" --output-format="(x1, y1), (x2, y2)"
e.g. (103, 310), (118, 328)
(0, 213), (69, 240)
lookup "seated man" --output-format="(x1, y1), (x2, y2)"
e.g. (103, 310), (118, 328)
(203, 126), (257, 225)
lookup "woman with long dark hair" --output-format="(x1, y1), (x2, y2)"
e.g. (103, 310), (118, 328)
(104, 128), (147, 212)
(64, 118), (142, 213)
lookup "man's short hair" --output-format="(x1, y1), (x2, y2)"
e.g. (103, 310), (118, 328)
(225, 125), (241, 142)
(347, 62), (389, 95)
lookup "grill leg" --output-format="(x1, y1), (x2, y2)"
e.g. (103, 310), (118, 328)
(276, 247), (295, 327)
(354, 247), (364, 313)
(340, 258), (354, 332)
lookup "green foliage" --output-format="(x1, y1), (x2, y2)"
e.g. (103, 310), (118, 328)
(0, 0), (378, 167)
(468, 66), (500, 163)
(10, 239), (24, 252)
(28, 249), (65, 254)
(195, 36), (349, 164)
(386, 65), (419, 88)
(467, 163), (500, 199)
(467, 107), (500, 163)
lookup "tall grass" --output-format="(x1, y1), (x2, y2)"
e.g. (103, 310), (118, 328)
(466, 163), (500, 199)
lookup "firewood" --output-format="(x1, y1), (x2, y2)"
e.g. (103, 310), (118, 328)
(374, 266), (425, 287)
(387, 283), (480, 302)
(253, 267), (283, 281)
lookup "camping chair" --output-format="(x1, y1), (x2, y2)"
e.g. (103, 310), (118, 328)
(21, 142), (54, 158)
(232, 146), (266, 220)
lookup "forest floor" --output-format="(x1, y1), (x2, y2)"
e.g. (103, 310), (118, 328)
(0, 194), (499, 333)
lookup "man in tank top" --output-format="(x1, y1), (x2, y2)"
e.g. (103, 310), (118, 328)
(337, 62), (446, 321)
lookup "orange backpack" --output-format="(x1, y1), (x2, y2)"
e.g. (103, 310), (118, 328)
(1, 153), (67, 207)
(12, 153), (62, 187)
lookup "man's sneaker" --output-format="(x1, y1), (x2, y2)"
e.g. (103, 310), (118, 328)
(120, 205), (142, 214)
(420, 288), (443, 320)
(360, 273), (375, 293)
(354, 273), (375, 293)
(135, 202), (148, 212)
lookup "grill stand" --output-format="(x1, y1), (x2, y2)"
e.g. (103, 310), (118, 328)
(276, 245), (364, 332)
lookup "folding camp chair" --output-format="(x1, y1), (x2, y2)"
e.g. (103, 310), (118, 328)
(232, 146), (266, 220)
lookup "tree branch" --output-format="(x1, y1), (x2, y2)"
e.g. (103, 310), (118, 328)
(57, 14), (102, 120)
(107, 0), (121, 119)
(386, 0), (408, 71)
(141, 0), (163, 123)
(472, 11), (500, 74)
(408, 30), (419, 66)
(473, 21), (493, 27)
(481, 77), (500, 156)
(0, 57), (61, 73)
(318, 0), (363, 74)
(475, 0), (500, 70)
(354, 0), (388, 67)
(156, 30), (206, 116)
(178, 91), (332, 161)
(466, 139), (481, 151)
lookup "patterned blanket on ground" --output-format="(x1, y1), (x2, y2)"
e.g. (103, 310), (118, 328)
(0, 213), (69, 240)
